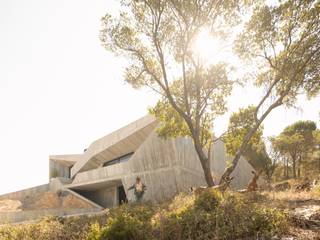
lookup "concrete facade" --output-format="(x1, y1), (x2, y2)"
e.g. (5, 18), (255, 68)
(49, 115), (257, 205)
(0, 115), (258, 223)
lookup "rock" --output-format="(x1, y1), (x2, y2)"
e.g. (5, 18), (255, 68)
(0, 199), (22, 212)
(22, 192), (61, 210)
(290, 205), (320, 230)
(62, 193), (94, 209)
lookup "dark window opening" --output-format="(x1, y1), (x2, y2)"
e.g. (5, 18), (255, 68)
(68, 165), (73, 178)
(118, 185), (128, 205)
(103, 152), (134, 167)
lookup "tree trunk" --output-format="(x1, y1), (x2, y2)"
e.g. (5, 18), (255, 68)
(286, 158), (289, 179)
(193, 137), (215, 187)
(219, 98), (283, 185)
(297, 155), (301, 178)
(219, 122), (259, 184)
(292, 156), (296, 178)
(283, 157), (286, 179)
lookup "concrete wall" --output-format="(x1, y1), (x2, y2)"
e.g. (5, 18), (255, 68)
(121, 131), (247, 202)
(121, 131), (180, 202)
(230, 156), (264, 189)
(72, 163), (128, 185)
(49, 160), (70, 179)
(65, 130), (256, 204)
(211, 140), (228, 178)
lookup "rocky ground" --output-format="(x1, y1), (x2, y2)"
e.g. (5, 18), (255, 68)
(261, 180), (320, 240)
(0, 191), (94, 212)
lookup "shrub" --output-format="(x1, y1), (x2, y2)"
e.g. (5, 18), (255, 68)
(93, 204), (155, 240)
(194, 189), (223, 212)
(0, 191), (287, 240)
(157, 190), (287, 240)
(87, 222), (102, 240)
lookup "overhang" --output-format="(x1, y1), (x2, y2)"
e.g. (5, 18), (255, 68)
(49, 154), (82, 167)
(70, 115), (157, 178)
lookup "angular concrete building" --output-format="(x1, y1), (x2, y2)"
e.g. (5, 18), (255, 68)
(0, 115), (257, 222)
(48, 115), (257, 207)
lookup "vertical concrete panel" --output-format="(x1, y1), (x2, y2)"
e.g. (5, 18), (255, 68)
(210, 140), (227, 180)
(175, 168), (206, 191)
(49, 160), (70, 179)
(229, 156), (254, 189)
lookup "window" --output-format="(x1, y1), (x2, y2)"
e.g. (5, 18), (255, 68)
(102, 152), (134, 167)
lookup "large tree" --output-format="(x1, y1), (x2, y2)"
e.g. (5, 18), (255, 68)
(100, 0), (246, 186)
(220, 0), (320, 183)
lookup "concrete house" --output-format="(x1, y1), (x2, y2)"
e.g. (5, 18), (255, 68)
(0, 115), (257, 223)
(49, 115), (258, 206)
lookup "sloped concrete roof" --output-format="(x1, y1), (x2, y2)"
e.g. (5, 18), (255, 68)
(70, 115), (158, 178)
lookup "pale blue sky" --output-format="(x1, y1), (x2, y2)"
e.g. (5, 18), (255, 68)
(0, 1), (319, 195)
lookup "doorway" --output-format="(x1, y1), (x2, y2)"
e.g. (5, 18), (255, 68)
(118, 185), (128, 205)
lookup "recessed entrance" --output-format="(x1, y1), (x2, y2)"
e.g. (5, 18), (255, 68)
(70, 179), (122, 208)
(118, 185), (127, 205)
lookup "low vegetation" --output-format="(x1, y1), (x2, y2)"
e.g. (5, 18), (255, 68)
(0, 190), (288, 240)
(2, 180), (319, 240)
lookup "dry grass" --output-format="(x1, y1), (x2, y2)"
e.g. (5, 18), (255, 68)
(263, 189), (320, 202)
(261, 183), (320, 210)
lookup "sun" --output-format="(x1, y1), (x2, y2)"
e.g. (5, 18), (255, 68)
(192, 29), (226, 64)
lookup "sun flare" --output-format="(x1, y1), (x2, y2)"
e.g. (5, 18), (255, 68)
(193, 29), (226, 64)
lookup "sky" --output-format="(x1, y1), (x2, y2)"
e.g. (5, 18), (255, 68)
(0, 0), (319, 195)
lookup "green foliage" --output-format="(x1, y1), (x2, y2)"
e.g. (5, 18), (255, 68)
(148, 99), (191, 140)
(194, 189), (222, 212)
(92, 204), (155, 240)
(224, 106), (273, 175)
(148, 65), (232, 148)
(272, 120), (317, 158)
(87, 222), (102, 240)
(283, 120), (317, 137)
(100, 0), (247, 186)
(235, 0), (320, 105)
(0, 215), (108, 240)
(224, 106), (263, 156)
(271, 120), (319, 179)
(157, 190), (286, 240)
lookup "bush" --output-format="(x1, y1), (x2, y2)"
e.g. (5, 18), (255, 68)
(93, 204), (155, 240)
(156, 190), (287, 240)
(0, 214), (108, 240)
(0, 191), (287, 240)
(194, 189), (222, 212)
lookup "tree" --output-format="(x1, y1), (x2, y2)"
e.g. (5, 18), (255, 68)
(220, 0), (320, 183)
(100, 0), (246, 186)
(271, 121), (317, 178)
(224, 106), (273, 178)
